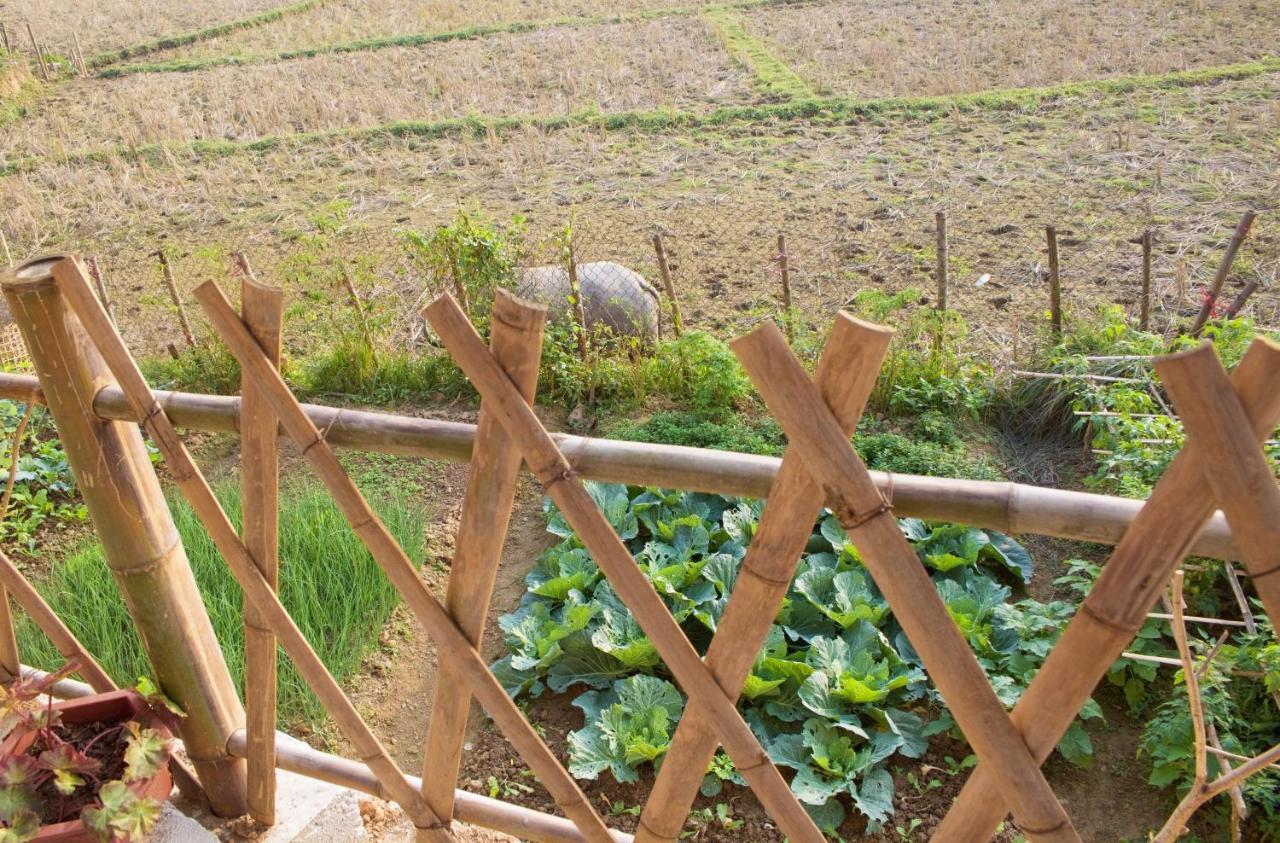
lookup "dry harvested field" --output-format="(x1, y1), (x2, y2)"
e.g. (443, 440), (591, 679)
(1, 18), (749, 160)
(4, 70), (1276, 357)
(745, 0), (1280, 97)
(0, 0), (293, 54)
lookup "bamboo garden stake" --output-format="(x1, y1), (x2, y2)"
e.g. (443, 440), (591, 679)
(421, 290), (545, 822)
(1140, 229), (1152, 330)
(24, 24), (48, 81)
(776, 234), (793, 342)
(636, 315), (892, 843)
(732, 320), (1079, 842)
(935, 210), (948, 312)
(155, 249), (196, 347)
(1188, 210), (1255, 336)
(1047, 225), (1062, 338)
(0, 395), (35, 682)
(651, 235), (682, 337)
(85, 257), (114, 326)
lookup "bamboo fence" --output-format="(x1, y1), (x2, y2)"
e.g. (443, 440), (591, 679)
(0, 253), (1276, 841)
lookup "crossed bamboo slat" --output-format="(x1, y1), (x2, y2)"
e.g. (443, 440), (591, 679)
(423, 294), (825, 843)
(937, 336), (1280, 840)
(732, 321), (1080, 841)
(635, 315), (893, 842)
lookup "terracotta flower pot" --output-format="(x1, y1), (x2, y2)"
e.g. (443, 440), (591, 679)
(0, 689), (175, 842)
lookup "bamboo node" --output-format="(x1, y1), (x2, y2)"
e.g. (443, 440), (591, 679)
(1249, 563), (1280, 581)
(739, 562), (793, 587)
(1019, 818), (1070, 836)
(835, 496), (893, 531)
(637, 816), (677, 841)
(113, 536), (183, 578)
(1079, 601), (1142, 636)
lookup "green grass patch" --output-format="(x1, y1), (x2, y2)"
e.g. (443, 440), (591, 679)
(15, 482), (423, 727)
(702, 7), (813, 100)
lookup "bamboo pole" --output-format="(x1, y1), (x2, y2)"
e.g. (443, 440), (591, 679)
(0, 372), (1248, 561)
(1224, 279), (1259, 319)
(84, 256), (114, 327)
(423, 294), (823, 843)
(225, 729), (634, 843)
(155, 249), (196, 347)
(1155, 342), (1280, 627)
(422, 290), (544, 822)
(1, 257), (248, 816)
(776, 234), (793, 343)
(24, 24), (48, 81)
(1140, 229), (1152, 331)
(71, 31), (86, 77)
(566, 240), (588, 362)
(1189, 210), (1256, 337)
(936, 336), (1280, 840)
(0, 395), (36, 682)
(0, 229), (12, 269)
(733, 319), (1079, 842)
(1, 22), (10, 54)
(0, 549), (115, 692)
(651, 235), (682, 337)
(1047, 225), (1062, 338)
(47, 257), (450, 839)
(935, 211), (948, 312)
(194, 280), (613, 843)
(636, 316), (891, 843)
(240, 276), (282, 827)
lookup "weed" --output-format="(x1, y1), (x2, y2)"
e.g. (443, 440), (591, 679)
(607, 411), (784, 456)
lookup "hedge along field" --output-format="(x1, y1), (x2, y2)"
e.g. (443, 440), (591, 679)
(742, 0), (1280, 98)
(0, 17), (754, 160)
(0, 0), (298, 55)
(1, 69), (1276, 360)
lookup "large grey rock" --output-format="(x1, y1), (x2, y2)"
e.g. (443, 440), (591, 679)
(517, 261), (660, 340)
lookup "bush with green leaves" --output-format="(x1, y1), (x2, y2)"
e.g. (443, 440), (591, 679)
(494, 483), (1099, 832)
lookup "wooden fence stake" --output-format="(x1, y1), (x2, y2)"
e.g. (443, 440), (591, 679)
(71, 31), (87, 77)
(240, 276), (283, 827)
(85, 256), (114, 326)
(0, 582), (16, 682)
(422, 290), (544, 822)
(1047, 225), (1062, 339)
(0, 229), (12, 269)
(1224, 279), (1259, 319)
(155, 249), (196, 347)
(1189, 210), (1255, 336)
(651, 235), (682, 337)
(935, 211), (948, 312)
(776, 234), (794, 343)
(1, 258), (248, 817)
(566, 239), (588, 362)
(1, 22), (11, 54)
(1140, 230), (1152, 330)
(24, 24), (48, 81)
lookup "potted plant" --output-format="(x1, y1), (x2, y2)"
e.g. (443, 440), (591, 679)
(0, 662), (180, 842)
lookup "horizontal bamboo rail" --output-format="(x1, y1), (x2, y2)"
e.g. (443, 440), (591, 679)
(0, 372), (1244, 560)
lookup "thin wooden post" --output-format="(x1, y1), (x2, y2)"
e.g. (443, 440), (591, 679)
(1, 257), (247, 816)
(776, 234), (793, 343)
(1140, 230), (1152, 331)
(240, 277), (283, 827)
(1189, 210), (1256, 336)
(0, 583), (17, 682)
(24, 24), (48, 82)
(85, 256), (113, 327)
(1046, 225), (1062, 339)
(71, 31), (87, 77)
(651, 235), (682, 337)
(935, 211), (948, 312)
(155, 249), (196, 347)
(1, 22), (11, 54)
(422, 290), (544, 822)
(566, 239), (588, 362)
(1224, 279), (1259, 319)
(0, 229), (12, 269)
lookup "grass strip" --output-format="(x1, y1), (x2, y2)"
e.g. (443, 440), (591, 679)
(15, 482), (423, 726)
(85, 0), (332, 69)
(94, 0), (802, 79)
(702, 7), (814, 99)
(7, 56), (1277, 177)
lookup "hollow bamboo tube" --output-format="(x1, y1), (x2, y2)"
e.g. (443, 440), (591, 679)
(225, 730), (634, 843)
(1156, 342), (1280, 626)
(1047, 225), (1062, 338)
(195, 281), (613, 843)
(938, 336), (1280, 840)
(651, 235), (682, 337)
(0, 549), (115, 692)
(2, 257), (248, 817)
(155, 250), (196, 347)
(636, 316), (891, 843)
(47, 257), (449, 839)
(733, 319), (1079, 841)
(1189, 210), (1255, 337)
(424, 294), (823, 843)
(422, 290), (544, 821)
(0, 371), (1247, 561)
(240, 277), (282, 826)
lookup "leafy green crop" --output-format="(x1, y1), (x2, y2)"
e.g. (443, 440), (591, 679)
(497, 482), (1101, 830)
(0, 401), (86, 552)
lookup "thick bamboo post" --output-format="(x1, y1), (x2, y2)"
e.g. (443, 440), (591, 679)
(937, 336), (1280, 840)
(733, 320), (1079, 842)
(776, 234), (793, 343)
(636, 316), (891, 843)
(1047, 225), (1062, 339)
(1140, 230), (1152, 331)
(1189, 210), (1255, 336)
(1, 257), (248, 816)
(651, 235), (682, 337)
(194, 281), (613, 843)
(422, 290), (544, 820)
(935, 211), (948, 312)
(424, 294), (823, 843)
(240, 277), (282, 826)
(155, 249), (196, 347)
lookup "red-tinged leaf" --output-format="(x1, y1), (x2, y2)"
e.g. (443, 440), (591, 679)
(38, 742), (101, 795)
(0, 808), (39, 842)
(122, 722), (170, 783)
(108, 795), (161, 841)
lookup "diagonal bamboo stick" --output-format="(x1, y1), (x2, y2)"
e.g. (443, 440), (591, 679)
(732, 319), (1079, 842)
(423, 294), (824, 843)
(635, 315), (892, 842)
(1155, 342), (1280, 626)
(422, 290), (545, 821)
(48, 258), (452, 842)
(936, 335), (1280, 840)
(240, 277), (283, 827)
(193, 281), (613, 843)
